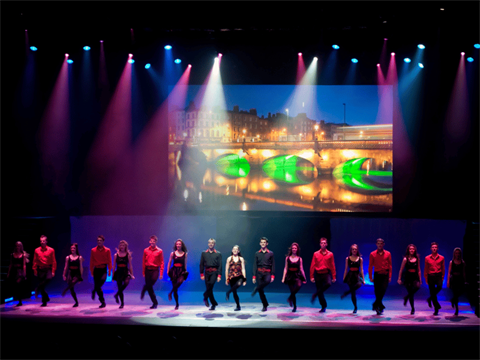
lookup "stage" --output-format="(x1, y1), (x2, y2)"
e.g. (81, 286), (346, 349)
(1, 290), (478, 359)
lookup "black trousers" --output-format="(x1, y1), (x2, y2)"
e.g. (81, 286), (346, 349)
(255, 272), (272, 307)
(36, 268), (52, 303)
(93, 267), (107, 303)
(373, 273), (389, 310)
(286, 278), (302, 308)
(427, 273), (443, 309)
(62, 276), (81, 303)
(143, 268), (159, 305)
(450, 276), (464, 306)
(404, 277), (420, 309)
(314, 272), (332, 308)
(203, 271), (219, 306)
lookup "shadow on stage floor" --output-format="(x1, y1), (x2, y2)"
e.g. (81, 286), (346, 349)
(1, 290), (478, 359)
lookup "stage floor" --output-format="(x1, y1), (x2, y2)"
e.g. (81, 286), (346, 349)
(2, 290), (479, 359)
(2, 290), (478, 329)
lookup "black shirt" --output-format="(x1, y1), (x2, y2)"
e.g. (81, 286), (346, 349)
(253, 249), (275, 277)
(200, 250), (222, 274)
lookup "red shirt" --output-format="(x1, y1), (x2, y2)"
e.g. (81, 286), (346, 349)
(310, 250), (336, 280)
(33, 246), (57, 274)
(90, 246), (112, 273)
(142, 246), (164, 276)
(424, 254), (445, 277)
(368, 250), (392, 278)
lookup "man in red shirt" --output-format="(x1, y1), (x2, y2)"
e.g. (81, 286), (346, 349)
(424, 242), (445, 315)
(310, 237), (336, 312)
(141, 235), (164, 309)
(90, 235), (112, 308)
(368, 238), (392, 315)
(32, 235), (57, 306)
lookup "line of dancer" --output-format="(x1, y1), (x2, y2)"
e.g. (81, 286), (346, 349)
(8, 235), (468, 316)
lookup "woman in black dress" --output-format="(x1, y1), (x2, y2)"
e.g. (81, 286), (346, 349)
(7, 242), (29, 307)
(282, 242), (306, 313)
(113, 240), (134, 309)
(341, 244), (365, 313)
(225, 245), (246, 311)
(397, 244), (421, 314)
(167, 239), (188, 310)
(62, 243), (84, 307)
(447, 247), (466, 316)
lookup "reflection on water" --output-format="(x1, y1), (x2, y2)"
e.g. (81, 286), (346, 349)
(333, 157), (392, 195)
(262, 155), (317, 185)
(169, 147), (392, 212)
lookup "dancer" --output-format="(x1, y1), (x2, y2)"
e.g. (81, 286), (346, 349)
(252, 237), (275, 312)
(368, 238), (392, 315)
(61, 243), (84, 307)
(424, 242), (445, 315)
(310, 237), (336, 313)
(397, 244), (421, 314)
(167, 239), (188, 310)
(32, 235), (57, 307)
(113, 240), (134, 309)
(141, 235), (164, 309)
(200, 238), (222, 310)
(341, 244), (365, 313)
(225, 245), (246, 311)
(282, 242), (306, 312)
(89, 235), (112, 308)
(7, 241), (29, 307)
(447, 247), (465, 316)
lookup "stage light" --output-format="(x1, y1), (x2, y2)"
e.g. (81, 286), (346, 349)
(174, 59), (182, 64)
(384, 38), (388, 41)
(461, 52), (465, 56)
(351, 58), (358, 63)
(30, 46), (37, 51)
(404, 58), (411, 63)
(418, 63), (424, 68)
(218, 53), (223, 57)
(128, 59), (135, 64)
(128, 53), (133, 58)
(145, 63), (151, 69)
(65, 53), (69, 57)
(332, 44), (340, 50)
(83, 46), (91, 51)
(418, 44), (425, 49)
(391, 52), (395, 56)
(298, 52), (302, 56)
(377, 63), (380, 67)
(313, 57), (318, 61)
(188, 64), (192, 67)
(164, 45), (172, 50)
(67, 59), (74, 64)
(467, 57), (474, 62)
(100, 40), (104, 43)
(475, 44), (480, 49)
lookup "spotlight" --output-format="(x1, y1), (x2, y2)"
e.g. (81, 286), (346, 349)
(467, 57), (474, 62)
(377, 63), (380, 67)
(461, 52), (465, 56)
(418, 63), (424, 68)
(475, 44), (480, 49)
(351, 58), (358, 63)
(145, 63), (151, 69)
(391, 52), (395, 56)
(188, 64), (192, 68)
(332, 44), (340, 50)
(174, 59), (182, 64)
(164, 45), (172, 50)
(404, 58), (411, 63)
(417, 44), (425, 49)
(100, 40), (104, 43)
(218, 53), (223, 57)
(298, 52), (302, 56)
(83, 46), (91, 51)
(67, 59), (74, 64)
(30, 46), (38, 51)
(128, 53), (133, 58)
(384, 38), (388, 41)
(65, 53), (69, 57)
(128, 59), (135, 64)
(313, 57), (318, 61)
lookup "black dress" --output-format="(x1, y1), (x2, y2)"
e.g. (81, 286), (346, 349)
(449, 261), (465, 292)
(285, 257), (305, 283)
(404, 258), (420, 284)
(8, 254), (25, 281)
(168, 252), (188, 281)
(67, 256), (83, 282)
(113, 254), (131, 282)
(344, 257), (361, 286)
